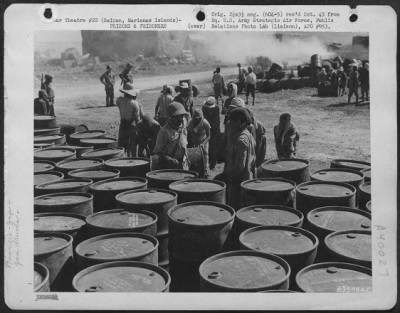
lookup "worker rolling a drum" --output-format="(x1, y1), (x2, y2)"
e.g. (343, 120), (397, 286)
(215, 107), (256, 209)
(116, 82), (143, 157)
(155, 85), (174, 126)
(136, 114), (161, 158)
(152, 102), (189, 170)
(273, 113), (300, 159)
(100, 65), (116, 107)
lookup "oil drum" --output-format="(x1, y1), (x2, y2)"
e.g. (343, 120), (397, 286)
(366, 200), (371, 212)
(311, 168), (365, 190)
(296, 181), (357, 215)
(34, 232), (75, 291)
(146, 169), (198, 189)
(199, 250), (290, 292)
(35, 178), (93, 195)
(34, 192), (94, 216)
(34, 127), (61, 136)
(186, 146), (207, 177)
(89, 176), (147, 212)
(235, 205), (304, 238)
(34, 147), (76, 163)
(169, 179), (226, 204)
(56, 158), (104, 174)
(34, 161), (56, 174)
(34, 115), (57, 129)
(259, 159), (310, 184)
(80, 137), (118, 149)
(81, 147), (124, 161)
(56, 145), (94, 158)
(34, 212), (86, 239)
(75, 232), (158, 270)
(116, 189), (177, 234)
(34, 262), (50, 292)
(34, 134), (66, 146)
(105, 157), (151, 178)
(156, 230), (169, 272)
(359, 181), (371, 211)
(34, 143), (54, 150)
(85, 209), (157, 238)
(330, 159), (371, 171)
(325, 230), (371, 268)
(240, 178), (295, 207)
(68, 168), (120, 182)
(72, 261), (170, 292)
(69, 130), (105, 145)
(34, 171), (64, 187)
(295, 262), (372, 293)
(239, 225), (318, 287)
(360, 168), (371, 182)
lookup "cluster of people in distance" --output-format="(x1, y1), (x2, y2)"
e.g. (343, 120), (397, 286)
(115, 78), (300, 209)
(318, 61), (369, 105)
(34, 74), (56, 116)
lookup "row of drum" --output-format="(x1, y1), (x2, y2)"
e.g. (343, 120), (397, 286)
(34, 201), (372, 293)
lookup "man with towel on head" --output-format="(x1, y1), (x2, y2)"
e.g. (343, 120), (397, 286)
(116, 82), (143, 157)
(273, 113), (300, 159)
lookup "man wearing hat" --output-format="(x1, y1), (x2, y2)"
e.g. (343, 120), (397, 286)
(116, 82), (143, 157)
(216, 107), (256, 209)
(245, 66), (257, 106)
(155, 85), (174, 126)
(119, 63), (134, 89)
(152, 102), (189, 170)
(174, 82), (194, 116)
(41, 74), (55, 115)
(100, 65), (116, 107)
(202, 96), (220, 169)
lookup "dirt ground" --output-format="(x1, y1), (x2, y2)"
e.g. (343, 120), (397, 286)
(44, 68), (370, 177)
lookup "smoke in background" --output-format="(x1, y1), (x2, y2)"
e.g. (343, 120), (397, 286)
(196, 32), (333, 66)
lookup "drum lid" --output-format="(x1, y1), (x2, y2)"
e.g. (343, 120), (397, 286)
(146, 170), (197, 181)
(241, 179), (294, 191)
(326, 231), (371, 262)
(34, 173), (62, 186)
(312, 170), (363, 182)
(297, 183), (354, 197)
(170, 180), (224, 193)
(169, 203), (232, 225)
(34, 161), (55, 173)
(91, 178), (145, 190)
(87, 210), (155, 229)
(34, 234), (71, 255)
(35, 193), (91, 206)
(117, 190), (175, 204)
(107, 158), (149, 167)
(58, 159), (102, 169)
(237, 206), (301, 226)
(35, 215), (85, 232)
(262, 159), (308, 172)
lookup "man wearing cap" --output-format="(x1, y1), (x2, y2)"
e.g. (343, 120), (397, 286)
(155, 85), (174, 126)
(273, 113), (300, 159)
(174, 82), (194, 116)
(202, 96), (220, 170)
(136, 114), (161, 157)
(116, 82), (143, 157)
(119, 63), (134, 89)
(152, 102), (189, 170)
(34, 90), (49, 115)
(41, 74), (55, 115)
(245, 66), (257, 106)
(100, 65), (116, 107)
(216, 107), (256, 209)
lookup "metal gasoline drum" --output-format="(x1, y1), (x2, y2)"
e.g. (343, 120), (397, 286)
(68, 168), (120, 182)
(34, 212), (86, 239)
(105, 157), (151, 178)
(240, 178), (295, 207)
(34, 115), (57, 129)
(169, 179), (226, 204)
(330, 159), (371, 171)
(34, 171), (64, 187)
(360, 167), (371, 182)
(85, 209), (157, 238)
(296, 181), (357, 215)
(325, 230), (372, 268)
(295, 262), (372, 293)
(56, 145), (94, 158)
(79, 137), (118, 149)
(34, 192), (94, 217)
(259, 159), (310, 184)
(34, 147), (76, 163)
(199, 250), (291, 292)
(35, 178), (93, 195)
(56, 158), (103, 174)
(34, 262), (50, 292)
(89, 177), (147, 212)
(366, 200), (371, 213)
(145, 169), (199, 189)
(311, 168), (364, 190)
(34, 127), (61, 136)
(359, 181), (371, 211)
(69, 130), (105, 145)
(72, 261), (171, 292)
(34, 161), (56, 174)
(81, 147), (124, 161)
(34, 134), (66, 146)
(34, 232), (74, 291)
(75, 232), (158, 270)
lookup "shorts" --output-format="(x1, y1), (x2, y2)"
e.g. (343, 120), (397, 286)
(246, 84), (255, 98)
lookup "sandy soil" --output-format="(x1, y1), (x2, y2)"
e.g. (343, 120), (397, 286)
(45, 67), (370, 176)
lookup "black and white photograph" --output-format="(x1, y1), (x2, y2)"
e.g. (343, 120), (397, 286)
(4, 4), (397, 310)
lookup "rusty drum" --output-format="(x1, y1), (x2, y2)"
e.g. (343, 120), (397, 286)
(75, 232), (159, 270)
(72, 261), (171, 292)
(146, 169), (199, 189)
(89, 177), (147, 212)
(34, 192), (94, 216)
(259, 159), (310, 184)
(169, 179), (226, 204)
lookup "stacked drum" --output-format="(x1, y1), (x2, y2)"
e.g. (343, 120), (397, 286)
(33, 124), (373, 295)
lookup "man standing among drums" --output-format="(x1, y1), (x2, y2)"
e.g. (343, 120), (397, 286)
(212, 67), (224, 105)
(41, 74), (55, 115)
(152, 102), (189, 170)
(202, 96), (220, 170)
(136, 114), (161, 157)
(348, 65), (360, 105)
(100, 65), (116, 107)
(245, 66), (257, 106)
(116, 82), (143, 157)
(119, 63), (134, 89)
(273, 113), (300, 159)
(216, 107), (256, 209)
(155, 85), (174, 126)
(174, 82), (194, 116)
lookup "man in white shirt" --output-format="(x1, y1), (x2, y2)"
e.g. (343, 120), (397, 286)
(245, 66), (257, 106)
